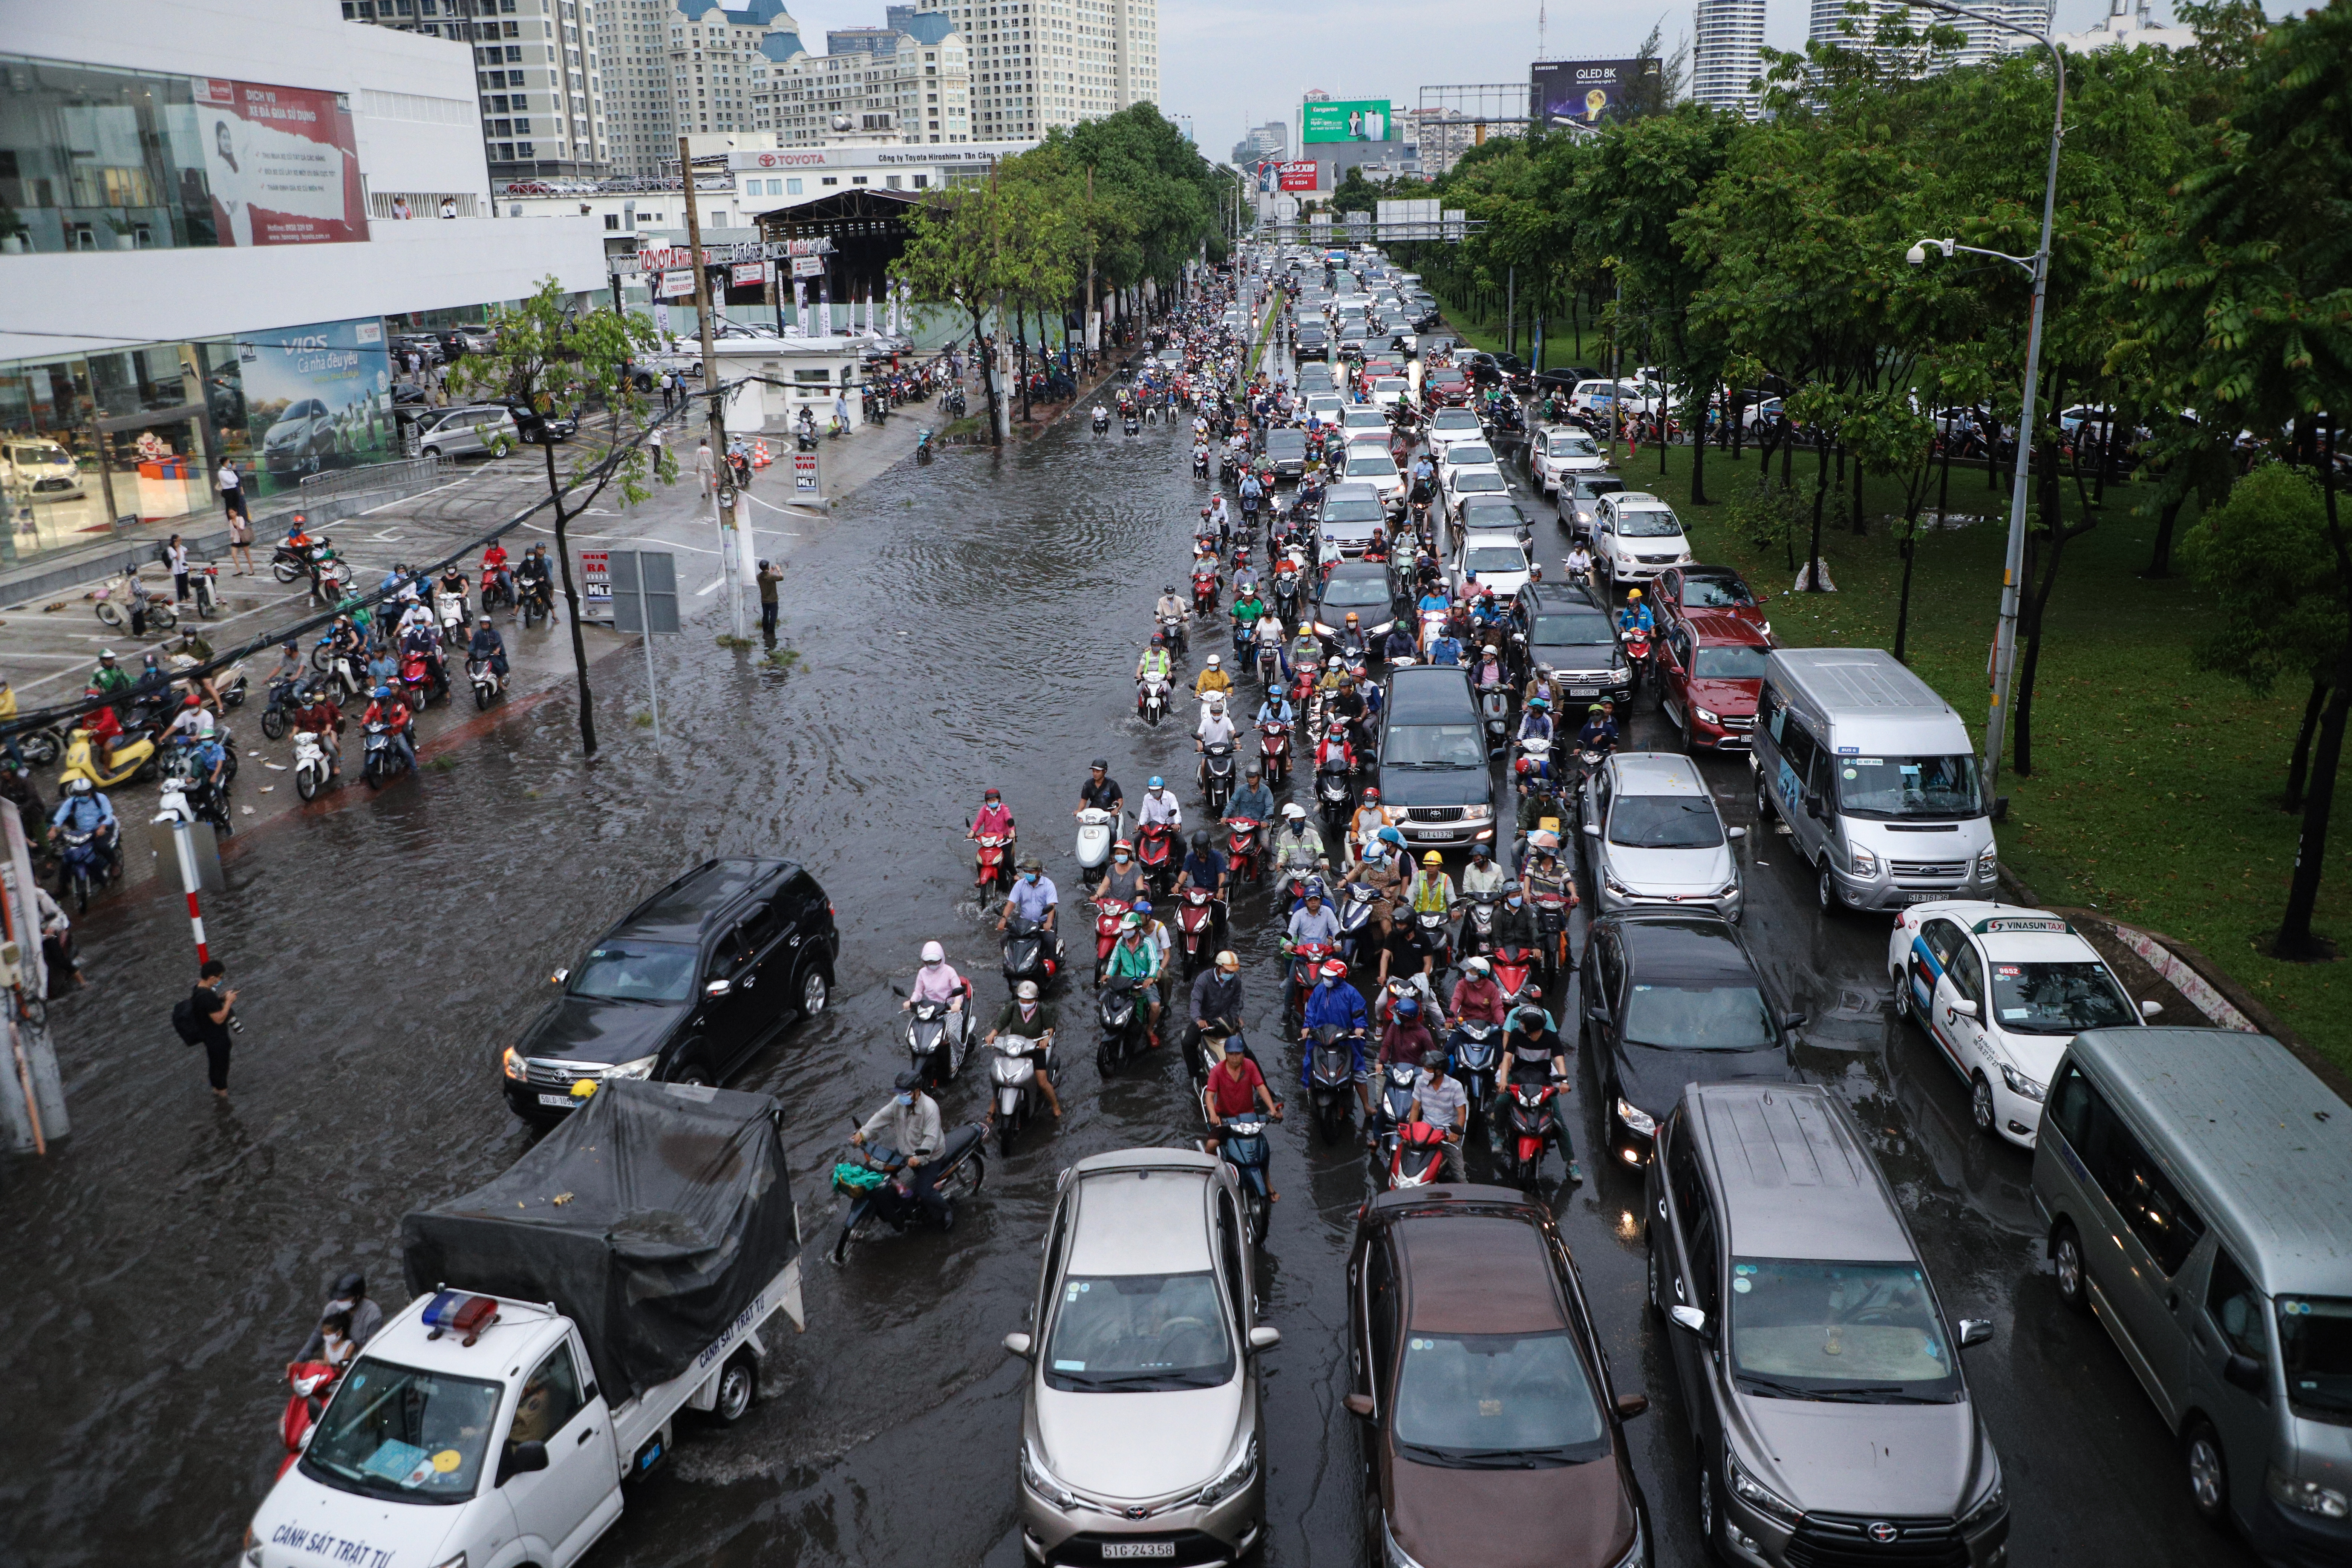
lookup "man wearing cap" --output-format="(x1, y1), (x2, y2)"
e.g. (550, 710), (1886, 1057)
(1299, 956), (1372, 1122)
(1226, 763), (1274, 832)
(1188, 949), (1248, 1070)
(998, 856), (1063, 966)
(1408, 1049), (1471, 1182)
(1284, 883), (1341, 951)
(854, 1069), (954, 1227)
(1075, 758), (1123, 821)
(985, 978), (1062, 1119)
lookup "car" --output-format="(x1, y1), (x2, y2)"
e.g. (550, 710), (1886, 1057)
(1580, 911), (1803, 1165)
(1296, 364), (1335, 394)
(1423, 406), (1486, 461)
(1455, 494), (1536, 545)
(1425, 368), (1471, 406)
(1263, 427), (1309, 482)
(1740, 395), (1786, 432)
(1368, 377), (1414, 414)
(1655, 612), (1770, 751)
(1383, 332), (1419, 358)
(1338, 333), (1370, 362)
(1339, 406), (1390, 440)
(1555, 472), (1626, 542)
(1647, 1081), (2009, 1568)
(501, 857), (838, 1122)
(1591, 492), (1692, 591)
(435, 325), (496, 359)
(1342, 446), (1405, 513)
(1304, 394), (1345, 427)
(1418, 334), (1461, 360)
(1463, 350), (1530, 391)
(1007, 1147), (1274, 1567)
(390, 332), (445, 366)
(1889, 901), (2157, 1146)
(413, 403), (521, 461)
(1433, 439), (1500, 497)
(1376, 664), (1496, 850)
(1578, 752), (1747, 923)
(2, 437), (85, 500)
(1566, 379), (1655, 420)
(1346, 1185), (1653, 1568)
(1530, 367), (1603, 404)
(261, 397), (342, 475)
(1442, 467), (1511, 522)
(1314, 485), (1394, 565)
(1529, 426), (1609, 495)
(1450, 528), (1533, 599)
(1513, 583), (1632, 711)
(1311, 556), (1404, 637)
(1651, 564), (1770, 640)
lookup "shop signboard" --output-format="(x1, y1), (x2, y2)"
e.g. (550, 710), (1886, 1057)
(1302, 99), (1393, 143)
(191, 78), (369, 246)
(793, 451), (819, 496)
(1277, 160), (1317, 192)
(731, 262), (769, 288)
(582, 548), (612, 616)
(791, 255), (825, 278)
(1530, 58), (1658, 128)
(237, 317), (395, 498)
(658, 268), (697, 300)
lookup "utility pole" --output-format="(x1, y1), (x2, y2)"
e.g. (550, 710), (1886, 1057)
(1084, 164), (1099, 359)
(680, 135), (746, 640)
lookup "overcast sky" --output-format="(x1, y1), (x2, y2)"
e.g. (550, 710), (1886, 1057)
(770, 0), (2152, 156)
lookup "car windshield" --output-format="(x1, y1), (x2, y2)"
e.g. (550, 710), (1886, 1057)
(1987, 960), (2136, 1034)
(1453, 472), (1506, 496)
(1432, 410), (1481, 430)
(1574, 479), (1626, 501)
(1044, 1272), (1234, 1392)
(1463, 545), (1527, 575)
(1617, 509), (1683, 538)
(1729, 1260), (1962, 1401)
(300, 1359), (504, 1504)
(1692, 646), (1770, 680)
(1267, 433), (1305, 455)
(1546, 433), (1600, 458)
(1375, 379), (1409, 395)
(1385, 723), (1486, 768)
(1343, 410), (1388, 429)
(1684, 575), (1755, 608)
(1533, 612), (1614, 647)
(1608, 795), (1725, 849)
(1349, 454), (1399, 478)
(1448, 445), (1496, 467)
(1321, 574), (1393, 609)
(1833, 753), (1983, 820)
(2278, 1296), (2352, 1418)
(1323, 499), (1386, 525)
(1622, 983), (1775, 1049)
(567, 940), (697, 1002)
(1392, 1331), (1610, 1467)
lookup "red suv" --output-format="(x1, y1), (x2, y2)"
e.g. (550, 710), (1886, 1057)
(1426, 368), (1471, 406)
(1651, 564), (1770, 640)
(1656, 610), (1771, 750)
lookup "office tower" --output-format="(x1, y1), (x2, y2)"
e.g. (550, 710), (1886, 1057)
(1692, 0), (1766, 115)
(946, 0), (1155, 140)
(344, 0), (611, 180)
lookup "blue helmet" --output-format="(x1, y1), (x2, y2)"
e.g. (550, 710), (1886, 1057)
(1396, 995), (1421, 1017)
(373, 685), (393, 700)
(1148, 776), (1165, 789)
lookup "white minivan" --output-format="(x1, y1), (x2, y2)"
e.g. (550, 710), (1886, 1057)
(1591, 491), (1692, 591)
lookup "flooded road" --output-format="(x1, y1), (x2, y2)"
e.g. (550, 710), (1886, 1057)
(0, 366), (2253, 1568)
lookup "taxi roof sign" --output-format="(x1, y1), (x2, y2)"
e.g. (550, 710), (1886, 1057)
(1974, 916), (2072, 936)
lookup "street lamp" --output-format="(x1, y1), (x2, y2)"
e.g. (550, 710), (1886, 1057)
(1902, 0), (2066, 808)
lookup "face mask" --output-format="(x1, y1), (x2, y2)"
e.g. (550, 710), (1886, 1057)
(1115, 853), (1130, 864)
(1024, 872), (1039, 885)
(1508, 896), (1522, 909)
(895, 1092), (915, 1106)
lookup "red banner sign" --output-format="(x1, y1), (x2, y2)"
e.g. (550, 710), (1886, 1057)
(1277, 161), (1318, 193)
(191, 78), (368, 246)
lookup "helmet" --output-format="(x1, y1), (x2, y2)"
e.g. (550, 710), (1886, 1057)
(1344, 611), (1360, 625)
(1377, 827), (1404, 847)
(1320, 959), (1349, 978)
(1515, 757), (1534, 776)
(1464, 956), (1491, 977)
(1362, 786), (1380, 802)
(68, 778), (92, 796)
(1470, 842), (1491, 860)
(1329, 718), (1348, 732)
(182, 693), (201, 708)
(1148, 776), (1165, 790)
(1530, 829), (1560, 851)
(1191, 830), (1209, 852)
(1018, 854), (1043, 871)
(1119, 912), (1141, 931)
(1132, 897), (1152, 914)
(1422, 850), (1443, 867)
(373, 685), (393, 700)
(983, 787), (1001, 802)
(1164, 584), (1174, 594)
(98, 648), (117, 661)
(1328, 656), (1344, 670)
(1092, 757), (1110, 771)
(282, 639), (299, 652)
(1283, 802), (1306, 820)
(1396, 994), (1421, 1016)
(1206, 654), (1222, 668)
(920, 940), (945, 964)
(1245, 764), (1263, 779)
(1017, 980), (1040, 1000)
(1151, 632), (1165, 646)
(1627, 588), (1642, 600)
(1502, 879), (1522, 896)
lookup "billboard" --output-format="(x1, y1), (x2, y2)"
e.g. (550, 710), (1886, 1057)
(1277, 160), (1318, 192)
(191, 78), (369, 246)
(238, 317), (395, 497)
(1303, 99), (1394, 144)
(1530, 59), (1659, 128)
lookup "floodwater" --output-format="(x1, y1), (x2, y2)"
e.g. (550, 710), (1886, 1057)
(0, 333), (2252, 1568)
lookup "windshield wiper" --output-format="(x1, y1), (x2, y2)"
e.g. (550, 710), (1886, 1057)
(1735, 1374), (1825, 1401)
(1806, 1384), (1949, 1404)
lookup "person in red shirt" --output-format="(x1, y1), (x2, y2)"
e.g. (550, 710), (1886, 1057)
(78, 688), (123, 774)
(1202, 1040), (1281, 1193)
(969, 786), (1014, 845)
(1378, 993), (1438, 1068)
(1449, 956), (1508, 1027)
(362, 685), (416, 775)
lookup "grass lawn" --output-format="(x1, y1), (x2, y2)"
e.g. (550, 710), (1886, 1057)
(1584, 437), (2352, 1072)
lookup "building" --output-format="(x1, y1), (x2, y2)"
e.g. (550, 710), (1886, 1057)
(1401, 106), (1482, 177)
(1692, 0), (1767, 115)
(1, 0), (606, 567)
(2055, 0), (2195, 52)
(765, 8), (972, 144)
(1807, 0), (2055, 71)
(1230, 119), (1287, 166)
(343, 0), (614, 183)
(940, 0), (1157, 141)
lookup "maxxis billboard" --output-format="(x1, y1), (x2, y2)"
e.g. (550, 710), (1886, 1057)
(192, 78), (370, 246)
(1302, 99), (1394, 144)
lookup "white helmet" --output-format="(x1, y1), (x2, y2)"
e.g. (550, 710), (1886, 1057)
(1282, 801), (1306, 819)
(1208, 692), (1226, 709)
(920, 940), (945, 964)
(1206, 654), (1221, 668)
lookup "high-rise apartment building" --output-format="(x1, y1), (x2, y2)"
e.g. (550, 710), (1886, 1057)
(1807, 0), (2053, 71)
(344, 0), (611, 181)
(764, 10), (971, 144)
(1692, 0), (1766, 114)
(943, 0), (1155, 141)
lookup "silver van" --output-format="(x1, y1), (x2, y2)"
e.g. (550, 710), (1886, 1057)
(413, 403), (519, 461)
(2033, 1027), (2352, 1562)
(1752, 648), (1996, 913)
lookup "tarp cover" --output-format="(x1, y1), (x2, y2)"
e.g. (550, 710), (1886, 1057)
(401, 1080), (798, 1401)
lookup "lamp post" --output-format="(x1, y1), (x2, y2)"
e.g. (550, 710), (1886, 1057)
(1903, 0), (2066, 806)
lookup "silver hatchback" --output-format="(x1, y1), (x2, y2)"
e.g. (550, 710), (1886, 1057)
(1580, 752), (1745, 922)
(1006, 1148), (1276, 1565)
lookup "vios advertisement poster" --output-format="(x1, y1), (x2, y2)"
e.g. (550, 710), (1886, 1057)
(1530, 59), (1660, 128)
(193, 78), (370, 246)
(238, 317), (395, 496)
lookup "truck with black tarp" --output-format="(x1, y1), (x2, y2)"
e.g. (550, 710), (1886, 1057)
(237, 1080), (804, 1568)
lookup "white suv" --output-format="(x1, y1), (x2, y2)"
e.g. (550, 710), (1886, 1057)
(1592, 491), (1692, 591)
(1529, 426), (1607, 496)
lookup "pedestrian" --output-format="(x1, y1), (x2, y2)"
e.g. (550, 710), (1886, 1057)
(184, 957), (237, 1100)
(166, 534), (190, 602)
(438, 195), (457, 219)
(224, 481), (255, 574)
(646, 420), (665, 473)
(658, 369), (674, 412)
(694, 436), (716, 498)
(756, 558), (783, 643)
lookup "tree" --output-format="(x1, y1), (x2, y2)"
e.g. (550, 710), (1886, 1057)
(449, 278), (667, 759)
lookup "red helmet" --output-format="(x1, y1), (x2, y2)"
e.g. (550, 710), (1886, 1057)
(182, 693), (202, 707)
(1516, 756), (1534, 775)
(1362, 786), (1380, 802)
(1320, 959), (1349, 979)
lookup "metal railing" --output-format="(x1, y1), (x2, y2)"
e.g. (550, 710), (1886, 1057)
(296, 455), (448, 501)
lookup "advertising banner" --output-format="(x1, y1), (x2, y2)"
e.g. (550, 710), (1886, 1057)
(658, 268), (697, 300)
(790, 254), (824, 278)
(239, 317), (394, 497)
(581, 549), (611, 616)
(1302, 99), (1393, 144)
(730, 261), (769, 288)
(793, 452), (819, 495)
(192, 78), (368, 246)
(1530, 59), (1658, 128)
(1277, 160), (1317, 192)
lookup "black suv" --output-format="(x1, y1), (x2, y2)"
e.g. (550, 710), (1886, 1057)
(1377, 665), (1496, 851)
(1263, 427), (1309, 482)
(501, 858), (838, 1122)
(1464, 351), (1531, 392)
(1512, 582), (1630, 713)
(1579, 913), (1804, 1167)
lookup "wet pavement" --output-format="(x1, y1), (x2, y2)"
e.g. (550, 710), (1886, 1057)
(0, 319), (2257, 1568)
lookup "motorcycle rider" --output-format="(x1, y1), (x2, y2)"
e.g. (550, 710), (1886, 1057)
(50, 778), (118, 861)
(1497, 1006), (1582, 1182)
(1196, 691), (1239, 790)
(998, 853), (1060, 940)
(1192, 652), (1233, 703)
(1178, 828), (1230, 946)
(1298, 958), (1374, 1128)
(1378, 990), (1439, 1074)
(903, 939), (972, 1019)
(972, 785), (1016, 855)
(467, 616), (509, 680)
(1331, 611), (1369, 666)
(1253, 684), (1295, 743)
(1188, 949), (1248, 1068)
(91, 648), (132, 704)
(1103, 913), (1161, 1044)
(1205, 491), (1230, 544)
(1135, 632), (1176, 698)
(1230, 581), (1267, 657)
(1269, 800), (1328, 885)
(363, 684), (417, 776)
(1458, 842), (1506, 955)
(1344, 784), (1386, 868)
(1565, 539), (1595, 581)
(1490, 880), (1542, 956)
(1348, 825), (1409, 937)
(1617, 586), (1654, 639)
(983, 978), (1064, 1121)
(1449, 955), (1508, 1028)
(1380, 619), (1416, 665)
(1094, 837), (1148, 906)
(852, 1070), (954, 1228)
(292, 679), (343, 781)
(1076, 758), (1123, 824)
(1201, 1039), (1282, 1178)
(1574, 700), (1621, 783)
(1314, 716), (1356, 779)
(1409, 1047), (1471, 1182)
(1471, 640), (1510, 695)
(516, 543), (555, 621)
(1403, 851), (1458, 976)
(1286, 623), (1323, 682)
(1517, 692), (1554, 745)
(1227, 764), (1274, 832)
(1136, 774), (1184, 835)
(1427, 620), (1464, 667)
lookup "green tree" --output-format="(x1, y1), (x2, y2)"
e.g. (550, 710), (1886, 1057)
(449, 278), (668, 759)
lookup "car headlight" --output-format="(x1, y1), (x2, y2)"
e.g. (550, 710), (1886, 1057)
(429, 1556), (470, 1568)
(2268, 1465), (2350, 1519)
(1726, 1450), (1802, 1527)
(1959, 1472), (2007, 1534)
(1603, 870), (1632, 896)
(1693, 707), (1721, 726)
(1194, 1435), (1258, 1507)
(605, 1054), (660, 1081)
(1461, 802), (1492, 821)
(1716, 878), (1742, 899)
(1023, 1444), (1081, 1510)
(1849, 846), (1879, 877)
(1381, 1514), (1433, 1568)
(1976, 847), (1998, 878)
(501, 1046), (525, 1080)
(1999, 1063), (2046, 1102)
(1615, 1097), (1657, 1136)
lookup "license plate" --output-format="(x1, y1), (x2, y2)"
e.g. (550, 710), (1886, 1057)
(1904, 892), (1938, 904)
(1102, 1546), (1176, 1561)
(537, 1093), (576, 1107)
(1570, 688), (1598, 697)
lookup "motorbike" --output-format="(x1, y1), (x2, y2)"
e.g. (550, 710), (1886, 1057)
(1200, 739), (1236, 816)
(1449, 1021), (1502, 1140)
(270, 535), (334, 585)
(1531, 891), (1573, 989)
(1335, 880), (1380, 964)
(1370, 1059), (1422, 1165)
(92, 569), (176, 632)
(1458, 888), (1501, 960)
(58, 726), (155, 792)
(361, 718), (412, 789)
(480, 565), (517, 612)
(1282, 939), (1337, 1039)
(467, 656), (505, 711)
(53, 825), (117, 913)
(1191, 568), (1220, 617)
(1622, 623), (1652, 690)
(1478, 680), (1512, 755)
(398, 652), (441, 710)
(830, 1122), (987, 1262)
(276, 1361), (342, 1481)
(1175, 885), (1218, 978)
(1255, 628), (1283, 689)
(1001, 914), (1062, 995)
(1269, 573), (1302, 629)
(292, 727), (332, 800)
(1305, 1023), (1359, 1144)
(1389, 1120), (1451, 1190)
(1490, 945), (1544, 1015)
(1211, 1109), (1275, 1247)
(971, 828), (1014, 896)
(1122, 412), (1141, 436)
(1157, 609), (1190, 659)
(257, 674), (303, 741)
(1090, 896), (1133, 988)
(1257, 719), (1292, 786)
(899, 986), (974, 1087)
(1135, 821), (1180, 901)
(1075, 805), (1121, 879)
(1315, 759), (1354, 837)
(1192, 446), (1211, 479)
(1137, 668), (1173, 727)
(157, 762), (233, 835)
(1498, 1078), (1571, 1188)
(988, 1032), (1054, 1156)
(1230, 616), (1256, 670)
(520, 575), (555, 629)
(1096, 974), (1149, 1075)
(1410, 903), (1457, 976)
(916, 428), (935, 463)
(435, 587), (468, 641)
(1224, 816), (1264, 886)
(1091, 407), (1110, 435)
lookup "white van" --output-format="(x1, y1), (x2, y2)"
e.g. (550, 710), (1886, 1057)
(1752, 648), (1998, 913)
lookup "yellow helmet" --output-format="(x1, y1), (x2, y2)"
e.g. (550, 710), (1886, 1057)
(1627, 588), (1643, 600)
(1422, 850), (1444, 867)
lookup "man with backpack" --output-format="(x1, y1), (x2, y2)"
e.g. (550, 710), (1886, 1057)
(173, 957), (238, 1099)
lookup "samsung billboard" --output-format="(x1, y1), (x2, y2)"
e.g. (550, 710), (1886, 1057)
(1530, 59), (1660, 128)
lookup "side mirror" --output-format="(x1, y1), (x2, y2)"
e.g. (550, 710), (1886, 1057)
(1957, 1318), (1994, 1348)
(1583, 822), (1602, 836)
(1002, 1332), (1034, 1360)
(2223, 1352), (2267, 1394)
(549, 968), (569, 985)
(1781, 1011), (1809, 1031)
(498, 1440), (549, 1485)
(1804, 793), (1825, 819)
(1343, 1392), (1376, 1419)
(1668, 1305), (1709, 1337)
(1949, 998), (1979, 1020)
(704, 978), (733, 998)
(1248, 1325), (1282, 1352)
(1727, 826), (1747, 841)
(2140, 999), (2164, 1018)
(1614, 1393), (1650, 1420)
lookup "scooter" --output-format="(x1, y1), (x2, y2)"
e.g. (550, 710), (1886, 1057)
(1175, 885), (1218, 978)
(1096, 975), (1149, 1075)
(1305, 1024), (1360, 1145)
(971, 828), (1014, 896)
(829, 1122), (987, 1263)
(899, 985), (974, 1087)
(1410, 904), (1456, 977)
(1191, 568), (1220, 617)
(361, 718), (412, 789)
(58, 726), (155, 792)
(1122, 412), (1140, 437)
(1449, 1021), (1502, 1139)
(1622, 623), (1652, 690)
(1138, 670), (1171, 726)
(1478, 680), (1512, 754)
(1369, 1059), (1422, 1167)
(1282, 939), (1337, 1040)
(1157, 610), (1191, 658)
(1090, 896), (1133, 988)
(467, 657), (505, 711)
(1200, 740), (1236, 816)
(292, 727), (332, 800)
(1257, 718), (1291, 786)
(1531, 891), (1574, 989)
(1490, 945), (1544, 1015)
(271, 536), (334, 585)
(435, 587), (467, 641)
(1091, 407), (1111, 435)
(1389, 1120), (1451, 1190)
(276, 1361), (342, 1481)
(92, 568), (177, 632)
(1498, 1077), (1573, 1188)
(988, 1032), (1054, 1156)
(1211, 1109), (1275, 1246)
(1135, 821), (1180, 902)
(1315, 759), (1353, 837)
(1458, 888), (1501, 960)
(1075, 806), (1122, 879)
(1000, 914), (1062, 994)
(1225, 816), (1263, 886)
(53, 825), (117, 914)
(1335, 880), (1380, 964)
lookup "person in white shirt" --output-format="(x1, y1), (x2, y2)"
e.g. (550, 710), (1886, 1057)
(1135, 776), (1184, 831)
